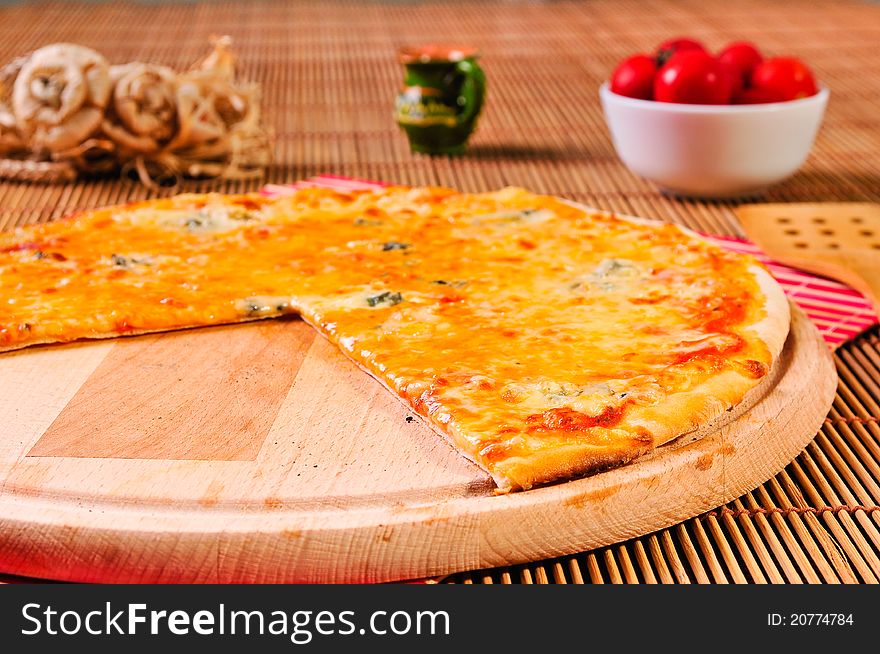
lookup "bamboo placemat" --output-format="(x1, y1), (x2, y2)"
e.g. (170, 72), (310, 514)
(0, 0), (878, 584)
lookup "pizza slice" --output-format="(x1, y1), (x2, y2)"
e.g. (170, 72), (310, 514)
(0, 186), (790, 490)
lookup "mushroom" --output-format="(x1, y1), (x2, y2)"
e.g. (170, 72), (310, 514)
(101, 62), (178, 158)
(0, 37), (269, 186)
(0, 56), (27, 155)
(12, 43), (111, 156)
(162, 36), (271, 180)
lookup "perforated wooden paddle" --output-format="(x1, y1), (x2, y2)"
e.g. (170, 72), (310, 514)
(735, 203), (880, 315)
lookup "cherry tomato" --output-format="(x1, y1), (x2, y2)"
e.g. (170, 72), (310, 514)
(732, 86), (780, 104)
(654, 51), (734, 105)
(655, 37), (707, 66)
(717, 42), (763, 88)
(718, 60), (744, 99)
(610, 54), (657, 100)
(750, 57), (818, 102)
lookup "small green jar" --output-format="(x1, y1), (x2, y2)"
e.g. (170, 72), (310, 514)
(395, 45), (486, 155)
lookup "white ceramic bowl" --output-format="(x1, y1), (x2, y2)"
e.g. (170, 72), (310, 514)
(599, 82), (829, 198)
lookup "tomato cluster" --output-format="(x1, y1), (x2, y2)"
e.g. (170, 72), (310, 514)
(610, 38), (818, 105)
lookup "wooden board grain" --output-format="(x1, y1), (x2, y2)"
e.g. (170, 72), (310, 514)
(28, 318), (314, 461)
(0, 305), (834, 583)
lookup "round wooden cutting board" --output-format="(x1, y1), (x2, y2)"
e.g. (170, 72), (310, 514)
(0, 305), (835, 583)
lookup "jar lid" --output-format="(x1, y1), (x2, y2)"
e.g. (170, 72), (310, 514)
(398, 44), (478, 64)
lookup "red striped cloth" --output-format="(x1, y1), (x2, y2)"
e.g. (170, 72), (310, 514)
(705, 235), (877, 347)
(262, 176), (879, 348)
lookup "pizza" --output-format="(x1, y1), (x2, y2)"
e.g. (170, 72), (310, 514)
(0, 186), (790, 491)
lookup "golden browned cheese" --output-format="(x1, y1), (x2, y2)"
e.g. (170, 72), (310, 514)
(0, 187), (781, 490)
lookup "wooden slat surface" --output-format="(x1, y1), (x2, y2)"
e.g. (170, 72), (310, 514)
(0, 0), (878, 583)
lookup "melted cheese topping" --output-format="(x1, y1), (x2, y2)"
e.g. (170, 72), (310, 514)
(0, 187), (781, 490)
